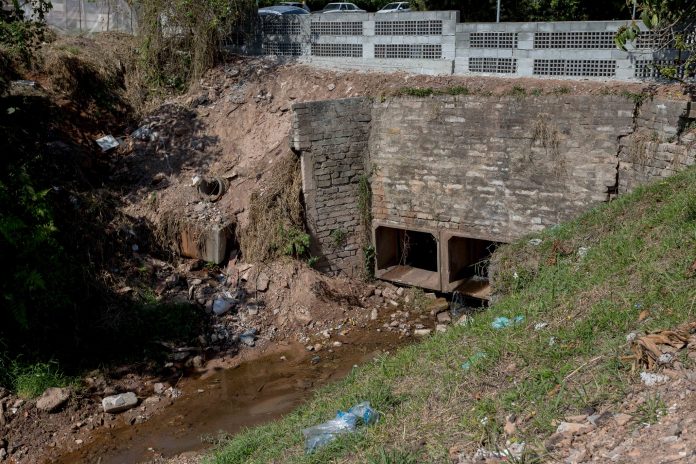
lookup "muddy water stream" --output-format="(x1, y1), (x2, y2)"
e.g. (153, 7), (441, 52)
(50, 329), (407, 464)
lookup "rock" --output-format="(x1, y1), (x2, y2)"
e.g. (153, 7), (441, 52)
(313, 343), (323, 352)
(428, 298), (449, 315)
(588, 411), (612, 426)
(332, 341), (342, 347)
(414, 328), (432, 337)
(166, 387), (182, 399)
(153, 383), (167, 395)
(36, 387), (71, 412)
(102, 392), (138, 413)
(565, 414), (588, 423)
(0, 448), (6, 460)
(75, 439), (83, 445)
(436, 312), (451, 323)
(545, 432), (573, 451)
(257, 272), (270, 291)
(327, 83), (336, 91)
(436, 324), (447, 333)
(566, 448), (588, 464)
(192, 355), (204, 369)
(504, 415), (517, 435)
(396, 287), (404, 296)
(240, 330), (256, 346)
(613, 413), (632, 426)
(556, 421), (593, 435)
(370, 308), (378, 320)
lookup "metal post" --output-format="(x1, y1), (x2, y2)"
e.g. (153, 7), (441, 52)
(496, 0), (501, 22)
(632, 0), (637, 20)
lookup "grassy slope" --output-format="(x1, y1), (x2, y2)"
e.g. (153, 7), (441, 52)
(208, 166), (696, 464)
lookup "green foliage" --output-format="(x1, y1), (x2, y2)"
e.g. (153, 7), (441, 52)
(446, 85), (470, 96)
(410, 0), (628, 21)
(0, 167), (65, 333)
(615, 0), (696, 81)
(330, 228), (347, 248)
(398, 87), (434, 97)
(137, 0), (256, 91)
(510, 85), (527, 99)
(635, 394), (666, 425)
(0, 0), (52, 63)
(11, 361), (71, 399)
(363, 244), (376, 279)
(280, 225), (311, 257)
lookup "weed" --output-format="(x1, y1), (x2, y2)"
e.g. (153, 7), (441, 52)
(12, 361), (71, 399)
(330, 228), (347, 248)
(510, 86), (527, 99)
(366, 447), (420, 464)
(407, 287), (429, 312)
(239, 155), (305, 262)
(620, 90), (648, 106)
(363, 245), (376, 279)
(280, 226), (310, 257)
(447, 85), (470, 96)
(530, 88), (542, 97)
(635, 394), (666, 425)
(398, 87), (434, 97)
(552, 86), (571, 95)
(307, 256), (319, 268)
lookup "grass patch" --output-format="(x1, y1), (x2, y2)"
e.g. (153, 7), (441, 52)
(208, 166), (696, 463)
(12, 361), (72, 399)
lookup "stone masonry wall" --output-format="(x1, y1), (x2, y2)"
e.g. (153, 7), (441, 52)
(291, 98), (372, 275)
(370, 95), (638, 243)
(293, 95), (694, 276)
(619, 100), (695, 193)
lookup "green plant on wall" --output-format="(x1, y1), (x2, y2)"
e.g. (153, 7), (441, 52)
(330, 228), (347, 248)
(280, 225), (310, 257)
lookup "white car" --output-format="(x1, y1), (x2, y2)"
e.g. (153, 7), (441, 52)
(377, 2), (411, 13)
(320, 2), (366, 13)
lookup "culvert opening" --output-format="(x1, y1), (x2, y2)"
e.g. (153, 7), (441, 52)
(375, 226), (440, 290)
(446, 235), (499, 298)
(197, 177), (226, 202)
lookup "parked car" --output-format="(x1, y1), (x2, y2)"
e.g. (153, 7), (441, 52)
(319, 2), (366, 13)
(377, 2), (411, 13)
(258, 5), (310, 15)
(280, 1), (311, 12)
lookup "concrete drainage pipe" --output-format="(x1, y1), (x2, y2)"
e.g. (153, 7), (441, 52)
(197, 177), (227, 202)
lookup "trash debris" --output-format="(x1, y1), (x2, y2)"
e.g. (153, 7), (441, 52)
(534, 322), (548, 331)
(11, 79), (37, 88)
(640, 371), (670, 386)
(626, 332), (637, 343)
(462, 352), (486, 370)
(449, 291), (466, 318)
(131, 125), (154, 141)
(528, 238), (543, 246)
(492, 315), (524, 329)
(240, 329), (257, 346)
(95, 135), (120, 152)
(577, 246), (589, 258)
(658, 353), (673, 365)
(212, 297), (234, 316)
(303, 402), (377, 453)
(627, 322), (695, 369)
(472, 441), (526, 461)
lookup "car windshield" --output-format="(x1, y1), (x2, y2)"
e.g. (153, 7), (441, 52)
(323, 3), (341, 10)
(382, 3), (399, 9)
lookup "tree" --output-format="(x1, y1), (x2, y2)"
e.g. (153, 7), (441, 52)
(616, 0), (696, 82)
